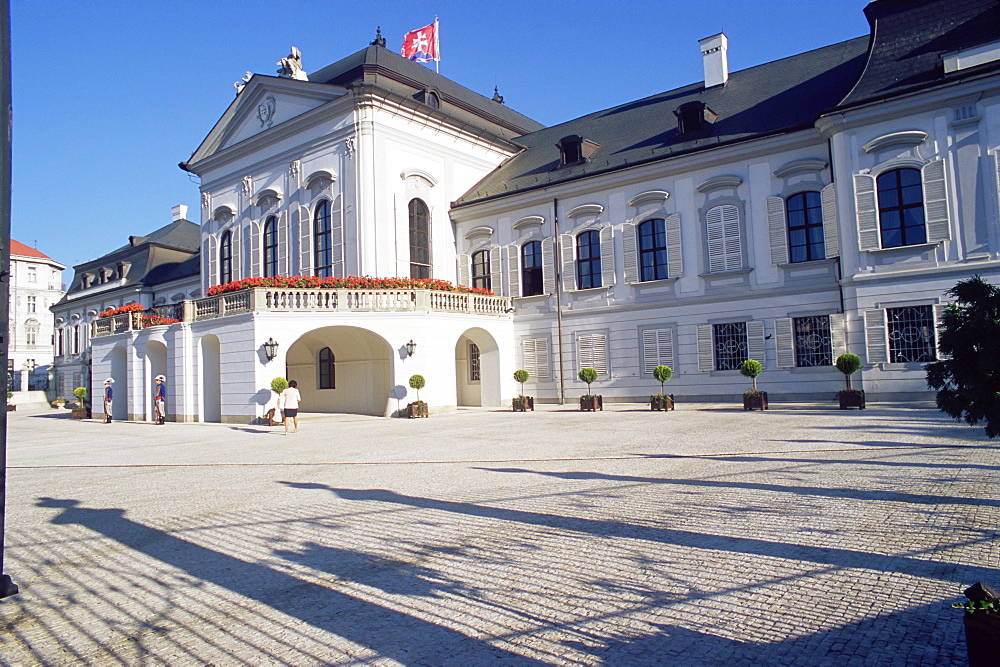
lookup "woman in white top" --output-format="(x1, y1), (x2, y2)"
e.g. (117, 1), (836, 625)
(281, 380), (302, 434)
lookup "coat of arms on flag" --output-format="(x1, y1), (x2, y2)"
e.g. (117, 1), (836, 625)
(401, 20), (440, 63)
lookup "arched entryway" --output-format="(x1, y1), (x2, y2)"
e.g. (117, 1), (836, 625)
(455, 328), (501, 407)
(200, 334), (222, 422)
(109, 345), (128, 421)
(145, 341), (168, 422)
(285, 326), (392, 416)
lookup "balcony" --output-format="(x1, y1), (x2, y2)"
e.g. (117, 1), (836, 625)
(93, 287), (511, 337)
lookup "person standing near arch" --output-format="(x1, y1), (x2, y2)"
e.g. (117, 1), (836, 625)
(103, 378), (114, 424)
(154, 375), (167, 425)
(282, 380), (301, 435)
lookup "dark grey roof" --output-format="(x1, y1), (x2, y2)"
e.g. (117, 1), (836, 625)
(839, 0), (1000, 109)
(309, 45), (544, 137)
(454, 37), (869, 207)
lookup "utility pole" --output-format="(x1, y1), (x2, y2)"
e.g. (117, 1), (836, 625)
(0, 0), (18, 599)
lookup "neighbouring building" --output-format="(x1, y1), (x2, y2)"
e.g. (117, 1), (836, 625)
(50, 206), (200, 408)
(8, 240), (64, 398)
(89, 0), (1000, 422)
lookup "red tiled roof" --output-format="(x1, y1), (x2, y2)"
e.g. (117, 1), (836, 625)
(10, 239), (51, 259)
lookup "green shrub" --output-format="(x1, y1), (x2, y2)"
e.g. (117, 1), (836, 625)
(409, 374), (426, 402)
(73, 387), (88, 406)
(270, 377), (289, 394)
(578, 367), (598, 396)
(652, 365), (673, 396)
(513, 369), (529, 397)
(739, 359), (762, 392)
(835, 353), (863, 391)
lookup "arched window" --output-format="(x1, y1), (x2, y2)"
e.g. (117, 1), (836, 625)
(576, 230), (602, 289)
(471, 250), (491, 290)
(263, 216), (278, 277)
(877, 168), (926, 248)
(318, 347), (335, 389)
(409, 199), (431, 278)
(314, 201), (332, 278)
(521, 241), (543, 296)
(219, 231), (233, 284)
(637, 219), (668, 281)
(786, 192), (825, 262)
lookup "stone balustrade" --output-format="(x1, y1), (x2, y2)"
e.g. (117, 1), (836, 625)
(92, 288), (511, 337)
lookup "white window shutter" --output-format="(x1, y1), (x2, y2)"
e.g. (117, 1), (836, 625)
(578, 334), (608, 376)
(854, 173), (880, 251)
(922, 159), (951, 243)
(697, 324), (714, 372)
(489, 247), (502, 295)
(298, 206), (312, 276)
(933, 304), (949, 360)
(276, 212), (288, 276)
(707, 204), (742, 272)
(331, 195), (344, 277)
(642, 328), (674, 375)
(600, 226), (615, 287)
(250, 221), (261, 278)
(723, 205), (742, 271)
(507, 244), (520, 297)
(523, 338), (536, 376)
(665, 213), (683, 278)
(766, 196), (789, 265)
(542, 237), (556, 295)
(821, 183), (839, 259)
(232, 227), (242, 280)
(774, 318), (795, 368)
(747, 320), (766, 367)
(206, 237), (217, 291)
(524, 338), (550, 379)
(560, 233), (576, 292)
(864, 309), (888, 364)
(622, 222), (638, 283)
(829, 313), (846, 360)
(457, 253), (471, 287)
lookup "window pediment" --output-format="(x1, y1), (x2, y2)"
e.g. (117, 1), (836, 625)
(305, 170), (336, 198)
(863, 131), (928, 154)
(697, 175), (743, 193)
(212, 205), (236, 226)
(566, 203), (604, 220)
(464, 226), (494, 241)
(773, 159), (828, 179)
(628, 190), (670, 208)
(512, 215), (545, 230)
(400, 169), (438, 187)
(254, 189), (282, 212)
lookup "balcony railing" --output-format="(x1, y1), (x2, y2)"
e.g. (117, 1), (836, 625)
(93, 287), (511, 337)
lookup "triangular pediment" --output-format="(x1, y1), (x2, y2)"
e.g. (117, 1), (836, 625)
(185, 75), (349, 169)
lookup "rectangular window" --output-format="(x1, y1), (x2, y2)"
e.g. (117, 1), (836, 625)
(577, 333), (608, 376)
(27, 296), (36, 313)
(712, 322), (748, 371)
(26, 331), (36, 346)
(793, 316), (832, 367)
(521, 242), (544, 297)
(469, 343), (481, 381)
(471, 251), (491, 291)
(887, 305), (936, 363)
(523, 338), (550, 380)
(27, 266), (37, 282)
(641, 328), (674, 374)
(575, 231), (602, 289)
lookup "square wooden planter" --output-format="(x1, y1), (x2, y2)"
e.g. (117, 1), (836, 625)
(964, 611), (1000, 667)
(407, 402), (429, 418)
(71, 408), (89, 419)
(512, 396), (534, 412)
(650, 395), (675, 411)
(579, 395), (603, 412)
(838, 390), (866, 410)
(743, 392), (768, 411)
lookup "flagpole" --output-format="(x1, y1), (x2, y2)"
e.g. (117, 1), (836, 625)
(434, 16), (440, 74)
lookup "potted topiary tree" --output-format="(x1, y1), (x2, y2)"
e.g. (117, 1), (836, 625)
(71, 386), (89, 419)
(267, 377), (289, 425)
(512, 369), (534, 412)
(650, 365), (675, 411)
(407, 374), (428, 418)
(740, 359), (767, 411)
(835, 353), (865, 409)
(578, 367), (602, 411)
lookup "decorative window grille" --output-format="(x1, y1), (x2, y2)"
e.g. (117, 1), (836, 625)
(887, 305), (936, 363)
(793, 316), (832, 366)
(575, 231), (602, 289)
(471, 250), (490, 290)
(713, 322), (748, 371)
(469, 343), (481, 381)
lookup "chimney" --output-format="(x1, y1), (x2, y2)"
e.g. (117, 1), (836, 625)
(699, 33), (728, 88)
(171, 204), (189, 222)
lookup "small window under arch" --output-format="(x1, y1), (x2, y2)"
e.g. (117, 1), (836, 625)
(318, 347), (335, 389)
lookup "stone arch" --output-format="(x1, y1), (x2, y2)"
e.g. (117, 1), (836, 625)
(144, 341), (168, 422)
(284, 326), (393, 416)
(455, 328), (501, 408)
(200, 334), (222, 422)
(109, 345), (129, 421)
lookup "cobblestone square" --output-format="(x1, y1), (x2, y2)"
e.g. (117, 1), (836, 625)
(1, 403), (997, 665)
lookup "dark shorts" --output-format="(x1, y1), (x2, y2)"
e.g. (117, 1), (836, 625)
(283, 408), (298, 417)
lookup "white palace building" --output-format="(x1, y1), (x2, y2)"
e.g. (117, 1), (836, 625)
(85, 0), (1000, 422)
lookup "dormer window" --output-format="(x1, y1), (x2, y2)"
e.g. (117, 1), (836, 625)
(675, 101), (718, 134)
(416, 89), (440, 109)
(556, 135), (599, 168)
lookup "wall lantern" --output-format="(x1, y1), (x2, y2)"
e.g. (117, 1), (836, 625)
(263, 337), (280, 361)
(405, 340), (417, 357)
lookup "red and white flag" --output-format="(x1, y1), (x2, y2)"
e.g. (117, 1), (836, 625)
(401, 19), (440, 63)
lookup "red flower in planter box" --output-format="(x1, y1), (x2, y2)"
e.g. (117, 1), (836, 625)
(206, 275), (495, 296)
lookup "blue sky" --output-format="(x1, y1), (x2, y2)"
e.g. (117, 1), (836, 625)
(11, 0), (871, 272)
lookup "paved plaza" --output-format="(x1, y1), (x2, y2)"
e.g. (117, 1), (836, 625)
(1, 402), (997, 665)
